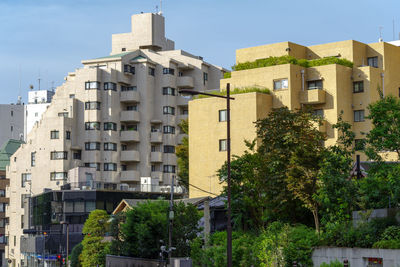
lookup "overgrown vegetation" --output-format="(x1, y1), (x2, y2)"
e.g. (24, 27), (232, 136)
(196, 86), (270, 99)
(223, 72), (231, 78)
(232, 55), (353, 71)
(176, 119), (189, 189)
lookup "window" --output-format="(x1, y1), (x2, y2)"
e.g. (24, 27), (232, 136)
(66, 131), (71, 140)
(104, 163), (117, 171)
(69, 94), (75, 99)
(104, 143), (117, 151)
(50, 151), (68, 160)
(164, 145), (175, 153)
(31, 152), (36, 167)
(313, 109), (324, 118)
(10, 126), (13, 132)
(163, 106), (175, 115)
(354, 110), (365, 122)
(58, 112), (68, 117)
(163, 68), (175, 75)
(121, 144), (127, 151)
(163, 125), (175, 134)
(104, 82), (117, 91)
(355, 139), (366, 151)
(163, 165), (176, 173)
(50, 130), (59, 139)
(21, 173), (31, 187)
(10, 110), (13, 117)
(219, 139), (227, 151)
(0, 219), (5, 227)
(219, 110), (227, 122)
(85, 142), (100, 151)
(178, 71), (183, 77)
(151, 126), (160, 132)
(367, 56), (378, 68)
(85, 81), (100, 90)
(163, 87), (176, 96)
(121, 85), (137, 91)
(203, 72), (208, 85)
(151, 145), (158, 152)
(182, 108), (188, 115)
(124, 65), (135, 74)
(104, 122), (117, 131)
(121, 164), (127, 171)
(85, 122), (100, 130)
(273, 79), (288, 90)
(124, 124), (138, 131)
(50, 172), (67, 180)
(307, 80), (323, 90)
(149, 67), (155, 76)
(85, 101), (101, 110)
(353, 81), (364, 93)
(151, 165), (157, 172)
(73, 151), (82, 160)
(0, 190), (5, 197)
(126, 105), (138, 111)
(85, 163), (100, 171)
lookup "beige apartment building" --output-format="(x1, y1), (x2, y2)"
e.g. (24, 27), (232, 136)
(189, 39), (400, 198)
(6, 12), (223, 265)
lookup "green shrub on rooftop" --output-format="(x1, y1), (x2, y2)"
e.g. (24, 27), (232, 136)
(223, 72), (231, 79)
(196, 86), (270, 99)
(232, 55), (353, 71)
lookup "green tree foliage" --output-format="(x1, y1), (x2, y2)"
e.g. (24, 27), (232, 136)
(176, 119), (189, 188)
(107, 212), (126, 256)
(70, 242), (83, 267)
(81, 210), (110, 267)
(122, 200), (201, 259)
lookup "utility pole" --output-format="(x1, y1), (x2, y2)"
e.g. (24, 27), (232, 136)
(168, 175), (175, 264)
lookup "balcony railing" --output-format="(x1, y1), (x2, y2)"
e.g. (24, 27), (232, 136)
(300, 89), (326, 104)
(120, 130), (140, 142)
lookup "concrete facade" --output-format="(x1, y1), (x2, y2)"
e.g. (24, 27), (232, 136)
(0, 105), (25, 148)
(26, 90), (54, 135)
(190, 40), (400, 198)
(6, 12), (223, 265)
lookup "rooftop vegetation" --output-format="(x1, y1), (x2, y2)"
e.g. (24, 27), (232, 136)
(195, 86), (270, 99)
(231, 55), (353, 72)
(223, 72), (231, 79)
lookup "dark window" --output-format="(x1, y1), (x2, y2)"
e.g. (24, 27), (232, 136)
(163, 68), (175, 75)
(104, 163), (117, 171)
(307, 80), (323, 90)
(104, 143), (117, 151)
(50, 151), (68, 160)
(66, 131), (71, 140)
(163, 126), (175, 134)
(104, 122), (117, 131)
(122, 48), (126, 51)
(104, 82), (117, 91)
(163, 165), (176, 173)
(85, 122), (100, 130)
(355, 139), (366, 151)
(85, 163), (100, 171)
(11, 110), (13, 117)
(163, 106), (175, 115)
(121, 86), (137, 91)
(219, 110), (227, 122)
(50, 130), (59, 139)
(126, 105), (137, 111)
(58, 112), (68, 117)
(149, 67), (155, 76)
(354, 110), (365, 122)
(162, 87), (176, 96)
(31, 152), (36, 167)
(85, 142), (100, 151)
(164, 145), (175, 153)
(353, 81), (364, 93)
(203, 72), (208, 85)
(121, 144), (127, 151)
(85, 101), (101, 110)
(121, 164), (127, 171)
(85, 81), (100, 90)
(151, 145), (158, 152)
(367, 56), (378, 68)
(219, 139), (227, 151)
(21, 173), (31, 187)
(124, 65), (135, 74)
(151, 165), (156, 172)
(73, 151), (82, 160)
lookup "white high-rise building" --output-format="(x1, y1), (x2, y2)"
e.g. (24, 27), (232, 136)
(26, 90), (55, 134)
(6, 12), (224, 265)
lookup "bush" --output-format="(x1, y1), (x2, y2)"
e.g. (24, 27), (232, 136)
(372, 225), (400, 248)
(223, 72), (231, 78)
(320, 259), (344, 267)
(70, 242), (83, 267)
(373, 239), (400, 249)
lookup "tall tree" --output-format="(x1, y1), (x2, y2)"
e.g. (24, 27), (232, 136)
(176, 119), (189, 188)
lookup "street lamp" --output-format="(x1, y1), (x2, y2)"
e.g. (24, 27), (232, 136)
(179, 83), (234, 267)
(60, 221), (69, 266)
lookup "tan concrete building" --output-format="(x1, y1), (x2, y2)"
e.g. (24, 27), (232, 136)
(189, 40), (400, 198)
(6, 12), (223, 266)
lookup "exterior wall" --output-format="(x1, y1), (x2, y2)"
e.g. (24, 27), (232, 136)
(0, 171), (8, 267)
(26, 90), (54, 135)
(0, 105), (25, 147)
(6, 12), (223, 264)
(312, 247), (400, 267)
(190, 39), (400, 198)
(189, 92), (272, 198)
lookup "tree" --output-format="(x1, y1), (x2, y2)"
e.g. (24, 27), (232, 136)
(70, 242), (83, 267)
(81, 210), (110, 267)
(256, 107), (326, 232)
(122, 200), (201, 259)
(176, 119), (189, 188)
(107, 212), (126, 256)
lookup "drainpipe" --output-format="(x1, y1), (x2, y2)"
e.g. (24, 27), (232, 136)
(381, 73), (385, 97)
(300, 70), (305, 91)
(356, 155), (361, 179)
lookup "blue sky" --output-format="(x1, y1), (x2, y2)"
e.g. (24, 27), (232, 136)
(0, 0), (398, 104)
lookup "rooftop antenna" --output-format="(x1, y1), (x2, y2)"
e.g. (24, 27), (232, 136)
(18, 65), (22, 103)
(379, 26), (384, 42)
(159, 0), (163, 15)
(155, 5), (158, 13)
(38, 69), (41, 90)
(393, 19), (395, 40)
(51, 81), (55, 92)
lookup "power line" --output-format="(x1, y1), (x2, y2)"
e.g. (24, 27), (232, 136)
(188, 183), (218, 196)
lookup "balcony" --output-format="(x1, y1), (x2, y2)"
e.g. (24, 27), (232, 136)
(151, 171), (163, 180)
(120, 150), (140, 162)
(120, 170), (140, 182)
(120, 110), (140, 122)
(150, 152), (163, 162)
(150, 132), (163, 143)
(120, 130), (140, 142)
(177, 76), (194, 88)
(120, 91), (140, 103)
(300, 89), (326, 104)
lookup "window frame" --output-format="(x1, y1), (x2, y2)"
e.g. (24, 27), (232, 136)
(353, 81), (364, 93)
(162, 87), (176, 96)
(219, 110), (227, 122)
(85, 142), (101, 151)
(273, 78), (289, 90)
(104, 122), (117, 131)
(219, 139), (227, 151)
(104, 163), (117, 171)
(163, 165), (176, 173)
(85, 81), (100, 90)
(354, 110), (365, 122)
(163, 125), (175, 134)
(50, 151), (68, 160)
(164, 145), (175, 154)
(163, 106), (175, 115)
(104, 82), (117, 91)
(307, 80), (323, 90)
(31, 152), (36, 167)
(148, 67), (155, 76)
(50, 172), (68, 181)
(85, 101), (101, 110)
(50, 130), (59, 139)
(104, 142), (117, 151)
(85, 122), (100, 130)
(367, 56), (378, 68)
(163, 68), (175, 75)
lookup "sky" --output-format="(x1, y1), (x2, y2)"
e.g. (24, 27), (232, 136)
(0, 0), (399, 104)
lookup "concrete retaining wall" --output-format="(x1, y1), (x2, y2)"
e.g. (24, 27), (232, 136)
(312, 247), (400, 267)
